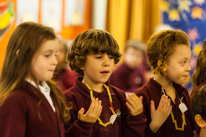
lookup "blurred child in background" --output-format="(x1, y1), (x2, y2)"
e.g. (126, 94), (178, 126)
(53, 40), (76, 91)
(191, 85), (206, 137)
(109, 40), (146, 93)
(190, 40), (206, 97)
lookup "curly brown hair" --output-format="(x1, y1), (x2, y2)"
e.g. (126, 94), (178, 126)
(147, 29), (190, 75)
(192, 40), (206, 89)
(67, 29), (122, 75)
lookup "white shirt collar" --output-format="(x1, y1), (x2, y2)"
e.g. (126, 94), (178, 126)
(25, 79), (55, 112)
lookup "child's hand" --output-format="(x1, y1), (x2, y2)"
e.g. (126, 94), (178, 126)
(77, 98), (102, 123)
(149, 95), (172, 133)
(126, 93), (143, 116)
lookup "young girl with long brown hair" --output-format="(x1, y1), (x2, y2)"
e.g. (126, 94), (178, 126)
(0, 22), (70, 137)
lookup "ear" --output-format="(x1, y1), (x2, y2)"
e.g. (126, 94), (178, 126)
(80, 67), (84, 71)
(16, 49), (20, 57)
(195, 114), (206, 128)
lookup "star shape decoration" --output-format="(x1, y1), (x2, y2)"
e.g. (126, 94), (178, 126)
(193, 42), (202, 55)
(188, 27), (200, 42)
(160, 1), (170, 12)
(168, 9), (180, 21)
(178, 0), (192, 12)
(194, 0), (205, 5)
(191, 6), (204, 19)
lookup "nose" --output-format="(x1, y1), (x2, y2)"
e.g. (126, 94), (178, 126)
(186, 62), (191, 72)
(52, 55), (58, 65)
(103, 55), (110, 67)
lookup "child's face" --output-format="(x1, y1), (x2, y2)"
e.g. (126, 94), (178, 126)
(165, 45), (191, 84)
(56, 43), (66, 66)
(82, 53), (115, 85)
(31, 38), (59, 82)
(124, 47), (144, 69)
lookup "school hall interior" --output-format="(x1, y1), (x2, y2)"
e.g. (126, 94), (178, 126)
(0, 0), (205, 93)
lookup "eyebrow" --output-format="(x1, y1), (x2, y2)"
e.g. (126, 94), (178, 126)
(180, 57), (191, 60)
(43, 50), (59, 53)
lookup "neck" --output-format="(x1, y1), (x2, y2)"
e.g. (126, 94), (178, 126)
(82, 78), (104, 93)
(154, 74), (174, 93)
(199, 129), (206, 137)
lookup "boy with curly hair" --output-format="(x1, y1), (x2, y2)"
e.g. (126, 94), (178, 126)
(64, 29), (146, 137)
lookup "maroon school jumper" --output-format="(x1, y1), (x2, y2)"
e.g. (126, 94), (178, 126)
(53, 68), (76, 91)
(135, 78), (194, 137)
(64, 76), (146, 137)
(190, 80), (206, 97)
(0, 82), (64, 137)
(109, 63), (145, 93)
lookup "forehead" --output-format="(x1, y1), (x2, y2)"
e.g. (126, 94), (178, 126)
(40, 38), (59, 52)
(169, 44), (191, 60)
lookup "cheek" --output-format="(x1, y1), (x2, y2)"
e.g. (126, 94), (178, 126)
(57, 53), (65, 63)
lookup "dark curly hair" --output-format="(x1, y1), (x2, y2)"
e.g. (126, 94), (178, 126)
(147, 29), (190, 75)
(67, 29), (122, 75)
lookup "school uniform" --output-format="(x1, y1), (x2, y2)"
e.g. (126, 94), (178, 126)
(135, 78), (194, 137)
(64, 76), (146, 137)
(193, 130), (199, 137)
(53, 68), (76, 91)
(190, 80), (206, 97)
(0, 81), (64, 137)
(109, 63), (145, 93)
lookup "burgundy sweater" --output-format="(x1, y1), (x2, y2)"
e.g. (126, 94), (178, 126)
(64, 76), (147, 137)
(135, 78), (194, 137)
(0, 82), (64, 137)
(53, 68), (76, 91)
(109, 63), (145, 93)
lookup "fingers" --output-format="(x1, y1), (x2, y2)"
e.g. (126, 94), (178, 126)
(126, 94), (142, 109)
(157, 95), (171, 115)
(150, 100), (155, 113)
(126, 94), (143, 116)
(86, 98), (102, 116)
(158, 95), (170, 109)
(77, 108), (85, 120)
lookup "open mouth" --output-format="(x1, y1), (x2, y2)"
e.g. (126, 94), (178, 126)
(100, 70), (109, 75)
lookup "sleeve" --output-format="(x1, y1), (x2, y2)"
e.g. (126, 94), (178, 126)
(0, 93), (27, 137)
(64, 91), (95, 137)
(123, 110), (147, 137)
(135, 88), (159, 137)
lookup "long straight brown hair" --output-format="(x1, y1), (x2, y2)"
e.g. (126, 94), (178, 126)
(0, 22), (70, 122)
(192, 40), (206, 90)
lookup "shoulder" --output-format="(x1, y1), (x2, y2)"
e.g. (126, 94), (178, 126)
(110, 85), (126, 97)
(135, 83), (150, 96)
(64, 87), (79, 97)
(0, 89), (29, 115)
(190, 80), (206, 97)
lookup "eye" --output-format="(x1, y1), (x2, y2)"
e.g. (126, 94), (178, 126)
(181, 61), (186, 65)
(95, 56), (102, 59)
(44, 55), (50, 58)
(109, 56), (114, 59)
